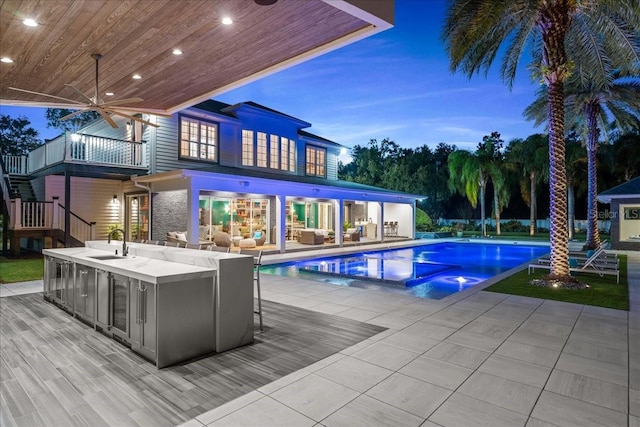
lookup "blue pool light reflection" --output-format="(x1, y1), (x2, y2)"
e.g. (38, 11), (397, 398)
(261, 242), (549, 300)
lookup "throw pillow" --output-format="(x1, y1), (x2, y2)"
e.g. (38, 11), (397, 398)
(176, 232), (187, 242)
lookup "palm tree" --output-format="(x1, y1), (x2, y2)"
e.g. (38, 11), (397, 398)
(442, 1), (640, 278)
(477, 132), (508, 235)
(526, 76), (640, 248)
(448, 149), (488, 236)
(505, 135), (549, 236)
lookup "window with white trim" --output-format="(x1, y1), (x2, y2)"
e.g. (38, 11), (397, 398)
(280, 137), (289, 170)
(289, 139), (295, 172)
(180, 116), (218, 161)
(305, 145), (326, 177)
(257, 132), (267, 168)
(270, 135), (279, 169)
(242, 130), (254, 166)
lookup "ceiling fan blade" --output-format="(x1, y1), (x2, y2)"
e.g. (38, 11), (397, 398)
(96, 108), (118, 128)
(101, 97), (144, 107)
(60, 109), (91, 122)
(64, 84), (94, 104)
(105, 108), (160, 128)
(8, 87), (85, 105)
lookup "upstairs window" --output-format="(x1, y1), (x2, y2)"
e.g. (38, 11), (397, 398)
(270, 135), (279, 170)
(180, 116), (218, 162)
(257, 132), (267, 168)
(289, 139), (296, 172)
(242, 130), (254, 166)
(305, 145), (326, 177)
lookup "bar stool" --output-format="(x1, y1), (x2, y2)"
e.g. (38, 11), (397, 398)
(239, 249), (263, 331)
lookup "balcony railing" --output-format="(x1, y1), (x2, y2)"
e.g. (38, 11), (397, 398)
(5, 133), (147, 175)
(9, 197), (96, 243)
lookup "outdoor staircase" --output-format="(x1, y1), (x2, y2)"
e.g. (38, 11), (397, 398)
(8, 176), (36, 201)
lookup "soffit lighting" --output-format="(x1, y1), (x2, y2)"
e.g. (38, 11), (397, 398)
(23, 18), (38, 27)
(132, 74), (142, 80)
(221, 17), (233, 25)
(0, 57), (13, 63)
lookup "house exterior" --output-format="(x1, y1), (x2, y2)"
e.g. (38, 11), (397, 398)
(2, 100), (423, 253)
(597, 177), (640, 251)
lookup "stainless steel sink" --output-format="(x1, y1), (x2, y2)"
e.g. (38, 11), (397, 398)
(88, 254), (128, 260)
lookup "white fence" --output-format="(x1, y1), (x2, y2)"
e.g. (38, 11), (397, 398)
(439, 218), (611, 233)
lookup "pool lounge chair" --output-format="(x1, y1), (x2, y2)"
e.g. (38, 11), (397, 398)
(528, 248), (620, 283)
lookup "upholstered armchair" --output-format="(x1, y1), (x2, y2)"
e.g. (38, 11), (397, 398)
(299, 229), (324, 245)
(252, 230), (267, 246)
(344, 228), (360, 242)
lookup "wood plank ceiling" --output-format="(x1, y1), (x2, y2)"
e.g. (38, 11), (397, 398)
(0, 0), (392, 113)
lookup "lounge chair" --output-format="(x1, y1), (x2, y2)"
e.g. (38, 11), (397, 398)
(528, 248), (620, 283)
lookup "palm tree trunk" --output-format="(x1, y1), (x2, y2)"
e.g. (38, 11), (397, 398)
(546, 78), (570, 277)
(584, 103), (601, 250)
(480, 182), (486, 237)
(540, 3), (572, 278)
(567, 183), (575, 240)
(529, 173), (536, 236)
(494, 190), (501, 236)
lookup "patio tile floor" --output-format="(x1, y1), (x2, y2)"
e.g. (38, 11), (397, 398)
(2, 247), (638, 426)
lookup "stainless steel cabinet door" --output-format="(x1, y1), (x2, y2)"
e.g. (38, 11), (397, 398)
(74, 265), (95, 323)
(130, 280), (156, 363)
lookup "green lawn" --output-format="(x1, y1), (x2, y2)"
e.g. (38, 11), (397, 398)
(484, 255), (628, 310)
(0, 256), (45, 284)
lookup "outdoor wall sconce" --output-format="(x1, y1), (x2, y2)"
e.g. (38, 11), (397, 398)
(112, 195), (118, 205)
(132, 196), (138, 206)
(70, 133), (81, 142)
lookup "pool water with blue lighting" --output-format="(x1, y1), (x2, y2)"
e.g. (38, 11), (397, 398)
(261, 242), (549, 299)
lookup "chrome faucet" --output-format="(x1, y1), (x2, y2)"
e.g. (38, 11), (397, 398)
(108, 228), (128, 256)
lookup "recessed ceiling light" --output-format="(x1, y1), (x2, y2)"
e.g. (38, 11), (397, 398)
(172, 49), (183, 55)
(23, 18), (38, 27)
(1, 57), (13, 63)
(132, 74), (142, 80)
(105, 92), (114, 96)
(221, 17), (233, 25)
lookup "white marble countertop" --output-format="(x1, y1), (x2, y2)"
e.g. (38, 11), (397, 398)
(42, 246), (216, 284)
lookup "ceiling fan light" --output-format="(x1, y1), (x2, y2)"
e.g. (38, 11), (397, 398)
(132, 74), (142, 80)
(1, 57), (13, 63)
(105, 92), (114, 96)
(221, 17), (233, 25)
(23, 18), (38, 27)
(172, 49), (183, 55)
(254, 0), (278, 5)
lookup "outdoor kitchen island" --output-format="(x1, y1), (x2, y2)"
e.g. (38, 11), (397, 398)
(42, 242), (254, 368)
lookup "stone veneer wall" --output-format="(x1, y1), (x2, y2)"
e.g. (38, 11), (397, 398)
(610, 197), (640, 251)
(152, 190), (188, 242)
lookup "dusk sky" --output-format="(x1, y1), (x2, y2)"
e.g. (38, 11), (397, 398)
(1, 0), (542, 153)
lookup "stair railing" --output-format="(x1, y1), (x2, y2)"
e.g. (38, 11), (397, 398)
(10, 197), (95, 243)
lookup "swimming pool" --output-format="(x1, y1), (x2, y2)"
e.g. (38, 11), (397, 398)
(261, 242), (549, 299)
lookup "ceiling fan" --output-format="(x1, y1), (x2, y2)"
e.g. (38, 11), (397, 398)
(8, 53), (167, 128)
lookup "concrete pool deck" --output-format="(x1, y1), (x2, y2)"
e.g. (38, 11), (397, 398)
(2, 242), (638, 426)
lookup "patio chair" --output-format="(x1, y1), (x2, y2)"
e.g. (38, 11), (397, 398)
(528, 249), (620, 283)
(185, 243), (201, 250)
(239, 248), (263, 331)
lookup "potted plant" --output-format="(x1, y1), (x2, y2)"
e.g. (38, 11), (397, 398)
(454, 222), (464, 237)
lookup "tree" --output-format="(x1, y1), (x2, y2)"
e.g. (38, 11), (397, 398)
(526, 75), (640, 249)
(46, 108), (100, 133)
(477, 132), (507, 235)
(0, 115), (42, 156)
(442, 0), (639, 278)
(448, 149), (489, 236)
(505, 135), (549, 236)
